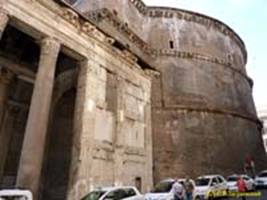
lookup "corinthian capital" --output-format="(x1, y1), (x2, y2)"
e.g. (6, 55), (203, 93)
(40, 37), (61, 56)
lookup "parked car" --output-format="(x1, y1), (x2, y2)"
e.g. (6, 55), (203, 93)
(255, 170), (267, 189)
(144, 178), (175, 200)
(194, 175), (228, 200)
(80, 186), (143, 200)
(226, 174), (255, 191)
(0, 189), (33, 200)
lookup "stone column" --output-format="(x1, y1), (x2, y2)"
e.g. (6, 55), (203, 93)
(16, 37), (60, 198)
(0, 7), (8, 39)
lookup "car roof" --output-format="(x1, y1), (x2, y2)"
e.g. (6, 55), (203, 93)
(197, 175), (223, 179)
(93, 186), (137, 192)
(0, 189), (32, 197)
(227, 174), (251, 178)
(159, 178), (176, 183)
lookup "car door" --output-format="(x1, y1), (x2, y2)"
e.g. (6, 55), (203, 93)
(210, 178), (219, 193)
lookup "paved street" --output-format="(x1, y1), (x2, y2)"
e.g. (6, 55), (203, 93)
(227, 189), (267, 200)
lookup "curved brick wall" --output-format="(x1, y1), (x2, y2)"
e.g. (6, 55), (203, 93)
(74, 0), (267, 181)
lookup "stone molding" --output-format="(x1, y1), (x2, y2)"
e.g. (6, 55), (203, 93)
(84, 8), (149, 52)
(149, 48), (253, 88)
(155, 105), (261, 127)
(128, 0), (247, 62)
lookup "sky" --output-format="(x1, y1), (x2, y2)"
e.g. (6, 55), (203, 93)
(143, 0), (267, 110)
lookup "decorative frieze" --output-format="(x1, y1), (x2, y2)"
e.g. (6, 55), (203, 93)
(81, 21), (105, 42)
(121, 49), (138, 64)
(62, 7), (80, 28)
(84, 8), (149, 54)
(129, 0), (148, 15)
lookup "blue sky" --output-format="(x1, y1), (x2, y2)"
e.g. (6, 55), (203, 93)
(144, 0), (267, 110)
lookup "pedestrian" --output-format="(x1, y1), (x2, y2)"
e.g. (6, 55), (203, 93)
(237, 176), (247, 200)
(244, 155), (256, 178)
(171, 179), (185, 200)
(184, 177), (194, 200)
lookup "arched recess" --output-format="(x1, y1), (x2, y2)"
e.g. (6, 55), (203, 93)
(40, 68), (78, 200)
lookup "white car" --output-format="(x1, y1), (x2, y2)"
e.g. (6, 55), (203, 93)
(80, 186), (143, 200)
(0, 189), (33, 200)
(144, 178), (176, 200)
(255, 170), (267, 189)
(226, 174), (255, 191)
(194, 175), (228, 200)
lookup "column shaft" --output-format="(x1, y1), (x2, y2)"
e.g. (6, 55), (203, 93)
(16, 38), (60, 198)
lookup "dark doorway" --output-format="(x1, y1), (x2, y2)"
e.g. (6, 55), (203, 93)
(40, 89), (76, 200)
(0, 79), (33, 188)
(135, 177), (142, 192)
(0, 24), (38, 187)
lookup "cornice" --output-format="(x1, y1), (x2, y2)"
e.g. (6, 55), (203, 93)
(155, 105), (261, 127)
(84, 8), (149, 53)
(148, 48), (253, 88)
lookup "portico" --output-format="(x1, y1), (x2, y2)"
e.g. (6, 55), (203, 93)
(0, 0), (153, 200)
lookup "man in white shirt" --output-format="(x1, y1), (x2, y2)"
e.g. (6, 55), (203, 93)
(171, 180), (184, 200)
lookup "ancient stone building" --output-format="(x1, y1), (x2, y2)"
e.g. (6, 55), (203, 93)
(72, 0), (266, 181)
(0, 0), (153, 199)
(0, 0), (266, 199)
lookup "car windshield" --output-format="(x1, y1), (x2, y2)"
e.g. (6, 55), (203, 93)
(227, 176), (238, 182)
(195, 178), (210, 186)
(258, 172), (267, 177)
(152, 181), (175, 193)
(81, 191), (106, 200)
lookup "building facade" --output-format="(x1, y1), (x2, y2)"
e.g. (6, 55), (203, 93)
(0, 0), (266, 200)
(0, 0), (153, 199)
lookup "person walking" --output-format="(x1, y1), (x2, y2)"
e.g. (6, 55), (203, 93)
(171, 180), (184, 200)
(237, 176), (247, 200)
(184, 177), (194, 200)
